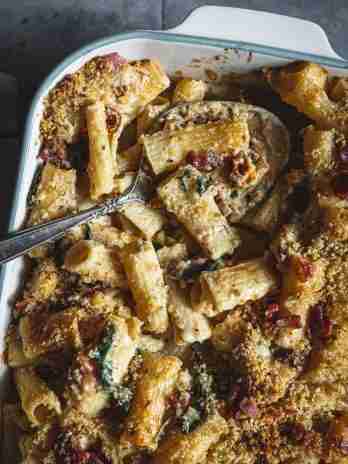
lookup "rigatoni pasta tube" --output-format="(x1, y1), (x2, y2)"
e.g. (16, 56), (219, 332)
(137, 96), (170, 137)
(120, 239), (168, 333)
(192, 257), (278, 316)
(100, 316), (142, 385)
(19, 307), (81, 359)
(6, 328), (30, 367)
(172, 78), (207, 104)
(28, 163), (77, 226)
(116, 59), (170, 126)
(14, 367), (62, 426)
(88, 223), (136, 249)
(153, 413), (228, 464)
(64, 240), (126, 288)
(143, 118), (250, 175)
(117, 143), (142, 174)
(119, 202), (165, 240)
(168, 282), (211, 345)
(121, 353), (182, 450)
(86, 101), (115, 199)
(158, 165), (240, 260)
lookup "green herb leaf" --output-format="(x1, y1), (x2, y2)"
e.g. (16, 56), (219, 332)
(196, 176), (210, 195)
(181, 407), (201, 433)
(90, 324), (116, 387)
(90, 324), (134, 414)
(85, 223), (93, 240)
(179, 169), (191, 192)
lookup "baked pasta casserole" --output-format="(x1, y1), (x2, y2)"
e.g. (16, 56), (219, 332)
(5, 54), (348, 464)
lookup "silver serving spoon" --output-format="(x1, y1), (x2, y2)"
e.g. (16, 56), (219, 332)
(0, 164), (150, 265)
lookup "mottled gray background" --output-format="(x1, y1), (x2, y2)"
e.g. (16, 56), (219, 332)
(0, 0), (348, 232)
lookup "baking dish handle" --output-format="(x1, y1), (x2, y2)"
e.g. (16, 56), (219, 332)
(168, 6), (343, 60)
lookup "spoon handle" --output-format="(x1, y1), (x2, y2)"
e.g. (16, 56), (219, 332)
(0, 203), (107, 265)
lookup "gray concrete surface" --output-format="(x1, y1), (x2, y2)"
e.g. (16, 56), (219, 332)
(0, 0), (347, 233)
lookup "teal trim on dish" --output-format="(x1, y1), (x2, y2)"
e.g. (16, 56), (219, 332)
(1, 29), (348, 299)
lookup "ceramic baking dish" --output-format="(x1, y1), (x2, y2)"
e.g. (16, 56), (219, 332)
(1, 5), (348, 458)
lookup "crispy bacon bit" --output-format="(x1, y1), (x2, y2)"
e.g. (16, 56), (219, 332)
(106, 113), (119, 130)
(14, 300), (28, 314)
(103, 52), (127, 70)
(239, 398), (259, 418)
(309, 303), (333, 339)
(168, 390), (190, 413)
(265, 303), (280, 321)
(186, 150), (222, 172)
(265, 302), (302, 330)
(273, 315), (302, 329)
(332, 173), (348, 200)
(321, 318), (333, 339)
(294, 256), (314, 282)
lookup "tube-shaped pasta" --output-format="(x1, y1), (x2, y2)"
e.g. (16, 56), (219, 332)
(158, 165), (241, 260)
(121, 353), (182, 450)
(66, 316), (142, 416)
(276, 256), (327, 349)
(19, 307), (81, 359)
(192, 257), (278, 317)
(172, 78), (208, 104)
(329, 77), (348, 101)
(115, 59), (170, 126)
(137, 96), (170, 136)
(6, 328), (31, 367)
(117, 143), (142, 174)
(14, 367), (61, 426)
(168, 282), (211, 345)
(102, 316), (142, 385)
(303, 125), (335, 178)
(64, 240), (126, 288)
(28, 163), (77, 227)
(139, 334), (165, 353)
(143, 118), (250, 175)
(41, 57), (170, 144)
(86, 101), (115, 199)
(120, 239), (168, 333)
(153, 413), (228, 464)
(157, 243), (188, 269)
(88, 222), (136, 249)
(211, 309), (245, 352)
(265, 61), (348, 132)
(120, 202), (165, 240)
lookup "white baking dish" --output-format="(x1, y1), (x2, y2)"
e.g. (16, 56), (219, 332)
(1, 5), (348, 459)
